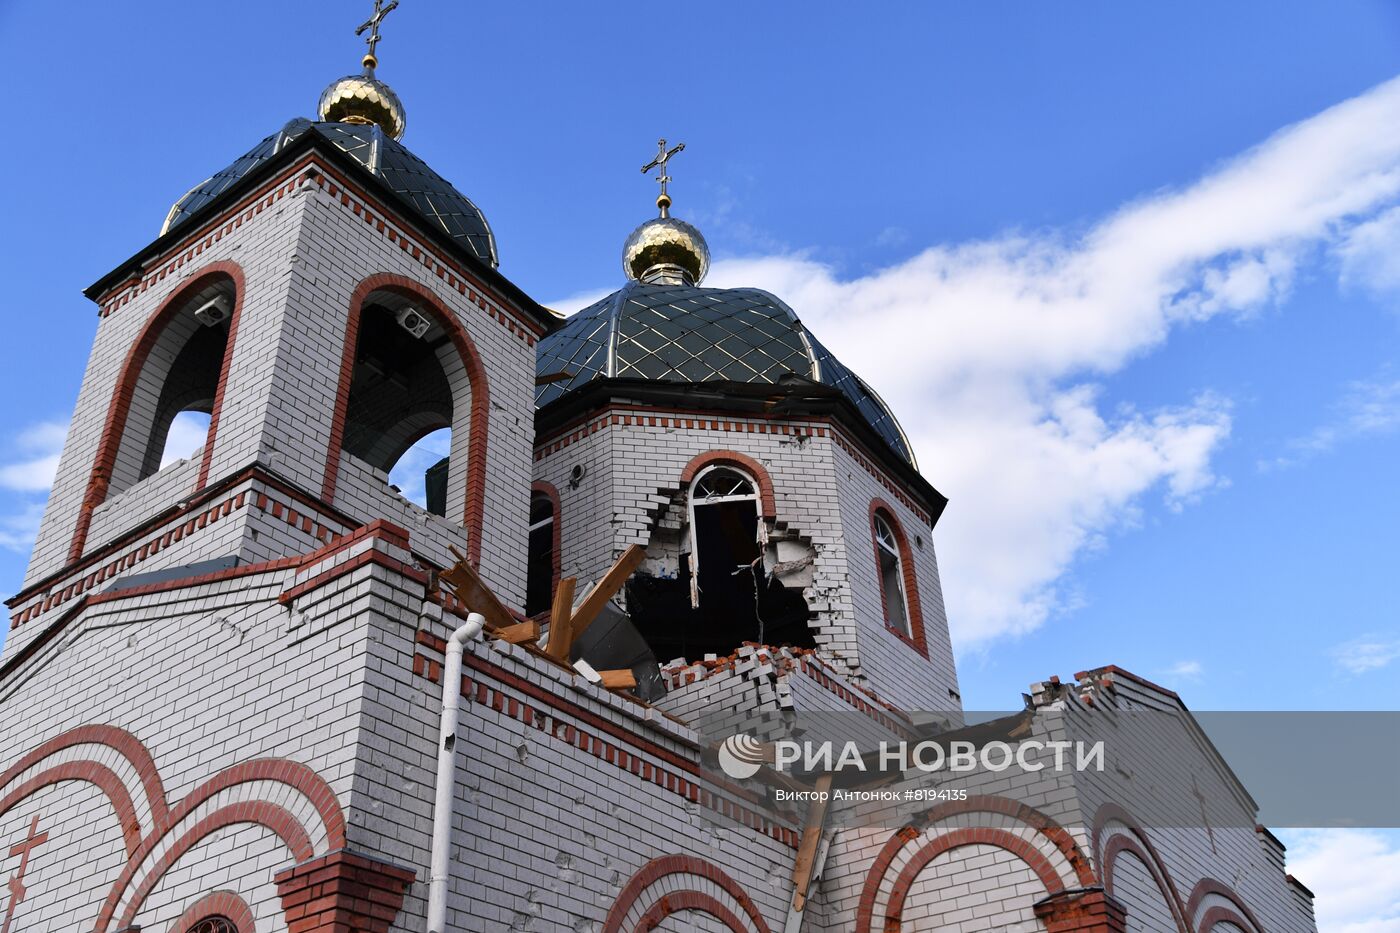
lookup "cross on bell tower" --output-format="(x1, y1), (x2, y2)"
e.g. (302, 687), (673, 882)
(641, 138), (686, 218)
(356, 0), (399, 69)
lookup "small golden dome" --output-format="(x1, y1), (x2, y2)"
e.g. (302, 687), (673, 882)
(623, 216), (710, 286)
(317, 61), (406, 140)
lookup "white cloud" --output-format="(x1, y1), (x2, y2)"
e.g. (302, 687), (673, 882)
(1264, 376), (1400, 470)
(551, 76), (1400, 645)
(1333, 635), (1400, 675)
(1282, 829), (1400, 933)
(0, 502), (45, 554)
(0, 419), (67, 492)
(1162, 660), (1204, 681)
(387, 427), (453, 509)
(159, 410), (210, 469)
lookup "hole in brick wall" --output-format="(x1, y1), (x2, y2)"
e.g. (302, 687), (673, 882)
(387, 428), (451, 515)
(158, 409), (211, 469)
(627, 466), (815, 661)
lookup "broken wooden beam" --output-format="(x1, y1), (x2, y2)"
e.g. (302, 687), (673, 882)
(545, 577), (577, 661)
(570, 544), (646, 639)
(440, 546), (517, 633)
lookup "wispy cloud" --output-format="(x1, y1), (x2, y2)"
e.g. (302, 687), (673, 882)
(1282, 828), (1400, 933)
(0, 502), (44, 554)
(1162, 660), (1204, 681)
(0, 420), (67, 493)
(1333, 634), (1400, 675)
(552, 77), (1400, 645)
(1263, 375), (1400, 470)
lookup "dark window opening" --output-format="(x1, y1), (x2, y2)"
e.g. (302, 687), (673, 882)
(138, 318), (227, 480)
(874, 511), (910, 634)
(342, 301), (456, 514)
(525, 492), (556, 616)
(627, 467), (814, 661)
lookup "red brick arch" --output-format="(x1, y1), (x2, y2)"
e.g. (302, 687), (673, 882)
(869, 497), (927, 657)
(1186, 878), (1265, 933)
(531, 480), (562, 598)
(603, 854), (772, 933)
(168, 891), (255, 933)
(324, 272), (491, 566)
(855, 795), (1096, 933)
(1093, 802), (1190, 933)
(678, 450), (777, 518)
(69, 261), (246, 562)
(883, 827), (1064, 931)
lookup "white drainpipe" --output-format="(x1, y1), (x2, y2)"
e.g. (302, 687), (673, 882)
(426, 612), (485, 933)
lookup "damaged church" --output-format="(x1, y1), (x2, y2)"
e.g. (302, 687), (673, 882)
(0, 7), (1319, 932)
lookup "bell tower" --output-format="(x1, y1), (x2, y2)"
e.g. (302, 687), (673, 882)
(6, 35), (554, 657)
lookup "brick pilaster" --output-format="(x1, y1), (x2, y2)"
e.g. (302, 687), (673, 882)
(274, 849), (416, 933)
(1033, 888), (1129, 933)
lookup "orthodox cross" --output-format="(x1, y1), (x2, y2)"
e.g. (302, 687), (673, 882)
(357, 0), (400, 62)
(641, 139), (686, 215)
(1, 816), (48, 933)
(1190, 774), (1217, 854)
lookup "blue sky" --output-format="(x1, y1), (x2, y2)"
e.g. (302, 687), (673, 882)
(1, 3), (1399, 926)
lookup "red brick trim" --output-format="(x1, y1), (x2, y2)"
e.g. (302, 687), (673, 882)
(603, 854), (772, 933)
(855, 795), (1096, 933)
(169, 891), (256, 933)
(1034, 888), (1130, 932)
(883, 827), (1063, 930)
(115, 801), (313, 929)
(1075, 665), (1184, 704)
(323, 273), (491, 566)
(412, 635), (799, 849)
(273, 849), (416, 933)
(869, 498), (927, 657)
(0, 761), (142, 855)
(1092, 803), (1190, 933)
(278, 546), (427, 606)
(635, 891), (749, 931)
(531, 480), (563, 596)
(1197, 904), (1258, 932)
(70, 261), (246, 562)
(1185, 878), (1265, 933)
(678, 449), (777, 518)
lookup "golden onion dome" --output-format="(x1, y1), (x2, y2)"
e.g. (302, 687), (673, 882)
(317, 58), (406, 140)
(623, 215), (710, 286)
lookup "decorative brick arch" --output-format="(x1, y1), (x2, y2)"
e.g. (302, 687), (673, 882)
(1185, 879), (1265, 933)
(169, 891), (255, 933)
(868, 497), (927, 657)
(603, 854), (772, 933)
(69, 261), (246, 562)
(1092, 803), (1190, 933)
(531, 480), (562, 598)
(324, 272), (491, 566)
(855, 795), (1097, 933)
(882, 826), (1064, 930)
(678, 450), (777, 518)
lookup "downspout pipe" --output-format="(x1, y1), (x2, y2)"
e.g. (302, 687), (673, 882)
(426, 612), (485, 933)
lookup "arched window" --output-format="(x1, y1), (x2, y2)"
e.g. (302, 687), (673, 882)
(110, 275), (237, 492)
(873, 510), (911, 636)
(189, 918), (239, 933)
(627, 460), (814, 660)
(340, 292), (461, 517)
(525, 486), (558, 616)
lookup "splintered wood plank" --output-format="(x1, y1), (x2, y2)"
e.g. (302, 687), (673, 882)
(597, 669), (638, 691)
(495, 620), (540, 645)
(546, 577), (577, 661)
(441, 547), (516, 632)
(569, 544), (646, 638)
(790, 772), (834, 912)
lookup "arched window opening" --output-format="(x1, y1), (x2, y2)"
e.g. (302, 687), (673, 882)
(628, 464), (814, 660)
(387, 427), (452, 514)
(525, 490), (557, 616)
(874, 510), (911, 635)
(189, 917), (239, 933)
(110, 278), (234, 494)
(342, 293), (463, 517)
(159, 409), (213, 469)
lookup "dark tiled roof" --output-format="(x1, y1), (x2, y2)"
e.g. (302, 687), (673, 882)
(536, 281), (916, 465)
(161, 119), (497, 267)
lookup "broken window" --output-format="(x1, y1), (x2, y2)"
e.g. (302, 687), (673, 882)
(873, 510), (911, 635)
(341, 295), (462, 517)
(525, 490), (557, 616)
(627, 464), (814, 661)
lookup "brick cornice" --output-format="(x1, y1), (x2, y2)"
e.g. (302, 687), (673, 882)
(273, 849), (415, 933)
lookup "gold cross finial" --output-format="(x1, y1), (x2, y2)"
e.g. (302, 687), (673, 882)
(641, 138), (686, 218)
(356, 0), (399, 69)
